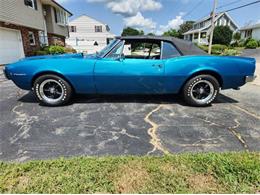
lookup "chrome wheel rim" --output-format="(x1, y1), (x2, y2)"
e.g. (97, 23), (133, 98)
(39, 79), (64, 103)
(190, 80), (214, 104)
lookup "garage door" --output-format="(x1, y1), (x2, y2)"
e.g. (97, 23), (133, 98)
(0, 28), (25, 64)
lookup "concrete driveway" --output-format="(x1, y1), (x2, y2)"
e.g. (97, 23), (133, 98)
(0, 66), (260, 162)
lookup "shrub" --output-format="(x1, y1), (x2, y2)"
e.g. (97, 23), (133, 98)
(246, 39), (258, 49)
(198, 44), (208, 52)
(238, 39), (246, 47)
(35, 50), (49, 56)
(221, 49), (240, 56)
(49, 45), (65, 54)
(230, 41), (238, 47)
(211, 44), (228, 55)
(35, 45), (76, 56)
(64, 47), (77, 53)
(233, 32), (241, 41)
(213, 26), (233, 45)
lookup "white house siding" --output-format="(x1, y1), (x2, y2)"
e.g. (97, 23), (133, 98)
(252, 28), (260, 40)
(0, 0), (44, 30)
(44, 5), (69, 37)
(66, 15), (115, 53)
(240, 23), (260, 40)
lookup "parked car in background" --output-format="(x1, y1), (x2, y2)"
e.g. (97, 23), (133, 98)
(3, 36), (256, 107)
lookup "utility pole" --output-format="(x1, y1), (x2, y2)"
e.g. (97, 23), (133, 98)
(208, 0), (218, 54)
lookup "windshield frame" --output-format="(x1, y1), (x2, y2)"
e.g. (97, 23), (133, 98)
(97, 39), (121, 58)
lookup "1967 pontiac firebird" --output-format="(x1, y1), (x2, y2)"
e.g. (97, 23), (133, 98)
(3, 36), (256, 107)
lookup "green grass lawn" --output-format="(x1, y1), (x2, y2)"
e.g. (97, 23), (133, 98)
(0, 152), (259, 193)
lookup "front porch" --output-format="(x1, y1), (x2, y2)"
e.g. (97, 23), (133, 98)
(184, 31), (209, 45)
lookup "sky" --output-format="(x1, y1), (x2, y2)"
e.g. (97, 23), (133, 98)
(56, 0), (260, 35)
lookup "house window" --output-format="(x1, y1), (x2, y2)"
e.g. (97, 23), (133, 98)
(28, 31), (36, 46)
(69, 26), (77, 32)
(55, 8), (68, 25)
(245, 29), (252, 38)
(24, 0), (37, 10)
(194, 33), (199, 39)
(95, 26), (102, 32)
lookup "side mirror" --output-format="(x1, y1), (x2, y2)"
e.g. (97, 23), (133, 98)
(121, 53), (125, 60)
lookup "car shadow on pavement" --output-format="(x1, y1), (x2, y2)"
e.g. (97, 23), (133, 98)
(18, 91), (238, 106)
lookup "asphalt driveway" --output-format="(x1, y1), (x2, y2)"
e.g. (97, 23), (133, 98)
(0, 62), (260, 161)
(241, 48), (260, 85)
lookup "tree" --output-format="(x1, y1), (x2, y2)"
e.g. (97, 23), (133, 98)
(121, 27), (144, 36)
(213, 26), (233, 45)
(233, 32), (241, 41)
(163, 29), (181, 38)
(178, 21), (195, 38)
(147, 32), (155, 36)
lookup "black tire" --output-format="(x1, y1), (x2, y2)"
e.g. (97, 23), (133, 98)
(33, 74), (72, 106)
(182, 74), (220, 106)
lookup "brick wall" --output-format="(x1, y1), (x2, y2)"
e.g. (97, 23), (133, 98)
(0, 22), (41, 56)
(47, 33), (65, 46)
(0, 22), (67, 56)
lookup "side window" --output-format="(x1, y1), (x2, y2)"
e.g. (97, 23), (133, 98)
(105, 42), (124, 59)
(162, 42), (181, 59)
(122, 41), (161, 60)
(28, 31), (36, 46)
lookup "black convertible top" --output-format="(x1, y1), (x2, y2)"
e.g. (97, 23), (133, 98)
(118, 36), (208, 56)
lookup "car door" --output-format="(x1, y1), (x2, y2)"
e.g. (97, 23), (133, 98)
(94, 40), (166, 94)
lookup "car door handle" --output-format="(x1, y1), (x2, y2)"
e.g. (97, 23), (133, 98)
(152, 64), (163, 68)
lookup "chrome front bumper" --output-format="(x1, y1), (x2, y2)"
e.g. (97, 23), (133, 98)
(245, 75), (257, 83)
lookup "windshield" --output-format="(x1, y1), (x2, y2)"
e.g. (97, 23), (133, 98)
(97, 39), (121, 57)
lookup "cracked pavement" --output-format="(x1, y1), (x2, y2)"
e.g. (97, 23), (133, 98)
(0, 67), (260, 162)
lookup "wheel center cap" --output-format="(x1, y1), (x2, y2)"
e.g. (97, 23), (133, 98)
(199, 88), (204, 94)
(50, 88), (55, 94)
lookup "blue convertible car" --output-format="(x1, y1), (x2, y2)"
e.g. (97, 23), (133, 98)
(4, 36), (256, 106)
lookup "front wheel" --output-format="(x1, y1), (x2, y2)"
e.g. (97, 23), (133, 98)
(33, 74), (72, 106)
(182, 75), (220, 106)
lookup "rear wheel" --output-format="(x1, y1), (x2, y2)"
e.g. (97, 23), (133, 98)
(33, 74), (72, 106)
(182, 74), (220, 106)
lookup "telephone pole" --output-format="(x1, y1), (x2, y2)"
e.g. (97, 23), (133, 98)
(208, 0), (218, 54)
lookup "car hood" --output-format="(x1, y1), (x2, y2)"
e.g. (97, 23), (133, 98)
(6, 53), (98, 71)
(19, 53), (85, 61)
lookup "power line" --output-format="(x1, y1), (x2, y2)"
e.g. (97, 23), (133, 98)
(194, 0), (260, 21)
(183, 0), (205, 18)
(217, 0), (242, 9)
(222, 0), (260, 12)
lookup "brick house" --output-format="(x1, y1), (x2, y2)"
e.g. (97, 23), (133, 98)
(0, 0), (72, 64)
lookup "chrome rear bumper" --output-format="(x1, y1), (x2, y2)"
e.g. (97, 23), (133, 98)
(245, 75), (256, 83)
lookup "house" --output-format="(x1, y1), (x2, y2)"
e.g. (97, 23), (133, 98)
(66, 15), (115, 54)
(183, 12), (239, 45)
(0, 0), (72, 64)
(240, 23), (260, 40)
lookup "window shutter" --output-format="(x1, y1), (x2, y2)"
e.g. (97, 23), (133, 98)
(54, 8), (58, 23)
(33, 0), (38, 10)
